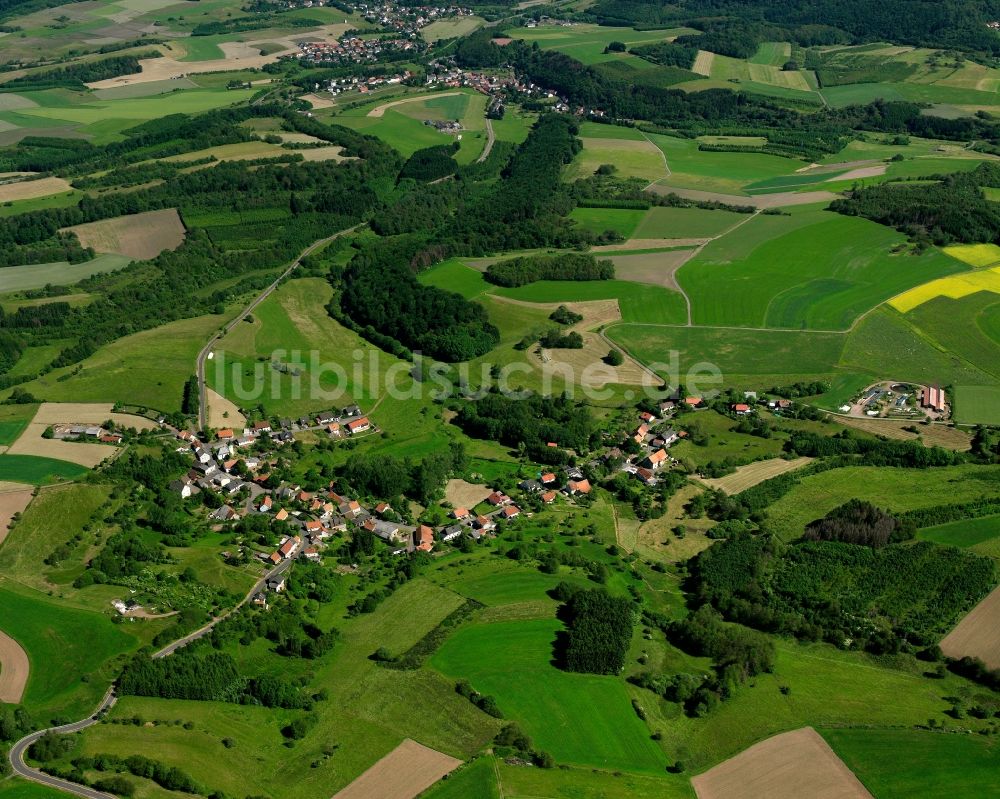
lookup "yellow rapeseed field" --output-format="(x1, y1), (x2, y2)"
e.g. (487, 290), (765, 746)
(889, 266), (1000, 313)
(942, 243), (1000, 268)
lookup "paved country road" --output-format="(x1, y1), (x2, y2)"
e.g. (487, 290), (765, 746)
(8, 687), (118, 799)
(196, 225), (359, 430)
(7, 552), (294, 796)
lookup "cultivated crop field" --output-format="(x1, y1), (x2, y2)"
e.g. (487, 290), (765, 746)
(939, 585), (1000, 668)
(697, 457), (814, 494)
(678, 210), (966, 330)
(331, 739), (462, 799)
(691, 727), (873, 799)
(954, 384), (1000, 424)
(825, 729), (1000, 799)
(63, 208), (186, 260)
(0, 176), (72, 202)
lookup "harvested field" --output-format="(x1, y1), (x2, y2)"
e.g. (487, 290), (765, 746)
(367, 91), (463, 117)
(0, 628), (29, 704)
(494, 296), (653, 386)
(692, 50), (715, 76)
(300, 92), (335, 109)
(63, 209), (185, 260)
(832, 416), (972, 451)
(205, 387), (246, 430)
(28, 403), (156, 429)
(445, 478), (490, 509)
(649, 184), (838, 208)
(6, 403), (154, 468)
(331, 739), (462, 799)
(940, 584), (1000, 668)
(591, 238), (707, 252)
(609, 249), (698, 289)
(830, 165), (887, 181)
(698, 457), (814, 494)
(692, 727), (874, 799)
(0, 176), (72, 202)
(0, 483), (33, 546)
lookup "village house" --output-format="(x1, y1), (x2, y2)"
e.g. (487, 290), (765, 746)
(414, 524), (434, 552)
(317, 412), (337, 425)
(645, 449), (668, 470)
(267, 576), (286, 593)
(275, 508), (289, 522)
(346, 416), (371, 435)
(565, 479), (592, 496)
(731, 403), (752, 415)
(474, 515), (496, 532)
(635, 467), (657, 486)
(343, 404), (362, 417)
(442, 525), (464, 542)
(501, 505), (520, 520)
(217, 428), (235, 440)
(541, 490), (557, 504)
(375, 502), (392, 516)
(540, 472), (557, 485)
(451, 507), (471, 520)
(486, 491), (510, 506)
(252, 592), (268, 609)
(211, 505), (240, 522)
(519, 479), (542, 493)
(169, 478), (195, 498)
(253, 421), (272, 434)
(259, 496), (273, 512)
(326, 423), (342, 437)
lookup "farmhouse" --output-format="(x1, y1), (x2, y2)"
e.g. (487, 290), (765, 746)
(922, 384), (947, 412)
(346, 416), (371, 434)
(414, 524), (434, 552)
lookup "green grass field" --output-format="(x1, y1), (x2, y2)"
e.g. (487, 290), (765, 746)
(569, 207), (646, 239)
(840, 307), (998, 389)
(917, 514), (1000, 550)
(0, 581), (138, 718)
(678, 210), (966, 330)
(954, 385), (1000, 424)
(506, 24), (695, 67)
(0, 779), (74, 799)
(431, 617), (668, 774)
(0, 254), (131, 292)
(491, 279), (688, 324)
(417, 258), (490, 299)
(609, 324), (846, 386)
(765, 464), (1000, 540)
(0, 454), (88, 484)
(824, 729), (1000, 799)
(0, 404), (35, 445)
(6, 309), (231, 413)
(634, 206), (748, 238)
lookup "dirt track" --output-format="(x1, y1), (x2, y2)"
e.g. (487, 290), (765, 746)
(940, 585), (1000, 668)
(692, 727), (873, 799)
(331, 739), (462, 799)
(0, 628), (29, 704)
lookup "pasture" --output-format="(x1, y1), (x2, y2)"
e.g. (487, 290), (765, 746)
(677, 210), (966, 329)
(840, 307), (999, 390)
(568, 136), (667, 180)
(691, 727), (872, 799)
(6, 310), (231, 412)
(0, 253), (131, 292)
(62, 208), (185, 260)
(569, 207), (646, 239)
(824, 729), (1000, 799)
(431, 617), (668, 773)
(939, 584), (1000, 668)
(609, 324), (846, 387)
(917, 515), (1000, 551)
(954, 385), (1000, 424)
(505, 24), (695, 66)
(420, 16), (483, 42)
(490, 279), (688, 325)
(0, 582), (137, 717)
(763, 464), (1000, 541)
(72, 578), (497, 799)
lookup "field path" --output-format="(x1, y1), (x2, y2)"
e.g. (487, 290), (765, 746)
(477, 116), (496, 163)
(367, 91), (462, 118)
(0, 628), (29, 703)
(196, 225), (359, 431)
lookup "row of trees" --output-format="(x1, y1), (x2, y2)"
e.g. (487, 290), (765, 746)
(484, 253), (614, 287)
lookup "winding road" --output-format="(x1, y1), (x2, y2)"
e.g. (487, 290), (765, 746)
(196, 226), (359, 431)
(7, 496), (294, 794)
